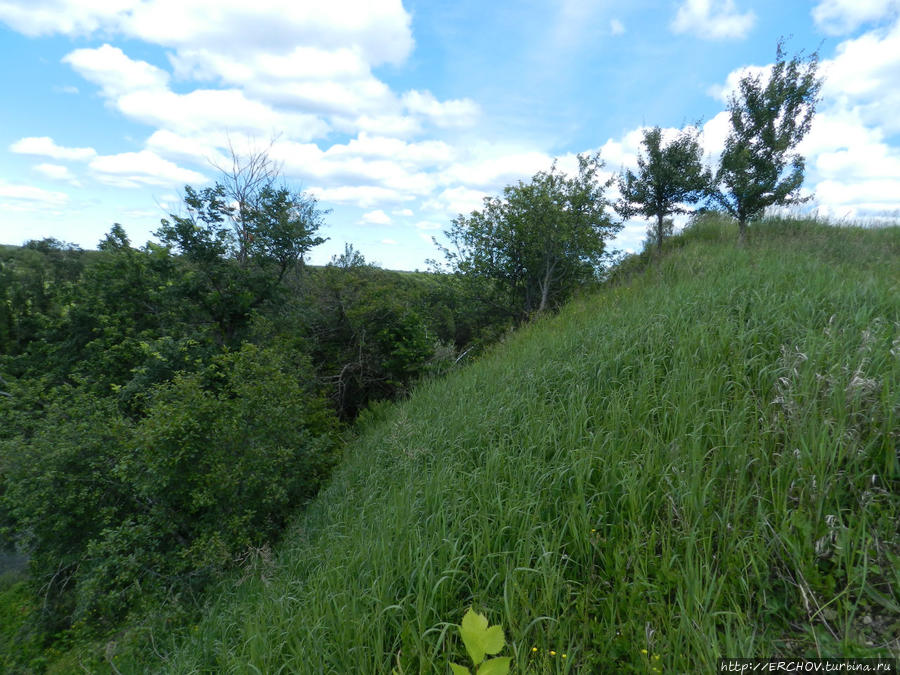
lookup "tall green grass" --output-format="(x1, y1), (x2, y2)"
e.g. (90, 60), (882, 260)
(130, 217), (897, 673)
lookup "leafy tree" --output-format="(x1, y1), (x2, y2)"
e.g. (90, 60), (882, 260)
(713, 41), (822, 241)
(329, 242), (369, 269)
(157, 152), (327, 342)
(616, 126), (711, 255)
(438, 153), (618, 320)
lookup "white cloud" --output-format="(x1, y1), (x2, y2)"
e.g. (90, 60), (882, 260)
(0, 1), (413, 66)
(361, 209), (391, 225)
(671, 0), (755, 39)
(701, 111), (731, 160)
(381, 238), (397, 245)
(307, 185), (412, 209)
(326, 133), (455, 166)
(53, 84), (79, 94)
(145, 130), (229, 167)
(402, 90), (480, 129)
(347, 113), (421, 138)
(819, 20), (900, 134)
(706, 64), (771, 103)
(10, 136), (96, 160)
(423, 186), (488, 217)
(64, 47), (330, 141)
(89, 150), (208, 188)
(393, 208), (414, 217)
(812, 0), (900, 34)
(440, 149), (551, 191)
(599, 128), (646, 171)
(0, 179), (69, 208)
(63, 44), (169, 98)
(34, 163), (79, 184)
(610, 18), (625, 35)
(413, 220), (442, 230)
(1, 1), (465, 149)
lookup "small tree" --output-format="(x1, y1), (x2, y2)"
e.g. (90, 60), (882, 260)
(158, 148), (327, 342)
(616, 126), (711, 255)
(437, 153), (618, 321)
(713, 41), (822, 241)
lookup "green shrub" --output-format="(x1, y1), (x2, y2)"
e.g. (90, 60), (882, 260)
(0, 342), (339, 633)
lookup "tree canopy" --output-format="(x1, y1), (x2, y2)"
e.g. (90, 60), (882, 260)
(156, 150), (327, 343)
(616, 126), (711, 255)
(438, 153), (618, 320)
(713, 41), (822, 240)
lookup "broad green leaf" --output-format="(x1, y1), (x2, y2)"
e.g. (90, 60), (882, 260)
(477, 657), (511, 675)
(482, 625), (505, 655)
(450, 663), (471, 675)
(459, 608), (506, 666)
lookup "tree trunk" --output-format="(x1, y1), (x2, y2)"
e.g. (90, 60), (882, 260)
(657, 213), (664, 256)
(738, 217), (747, 245)
(537, 260), (555, 313)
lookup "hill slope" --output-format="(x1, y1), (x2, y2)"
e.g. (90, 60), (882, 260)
(157, 218), (898, 673)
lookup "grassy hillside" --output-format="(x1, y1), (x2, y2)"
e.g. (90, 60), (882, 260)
(140, 217), (897, 673)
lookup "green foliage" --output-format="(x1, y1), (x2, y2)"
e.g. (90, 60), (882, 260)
(0, 238), (83, 357)
(159, 218), (898, 674)
(0, 340), (338, 640)
(617, 126), (711, 254)
(156, 154), (327, 344)
(438, 153), (618, 320)
(714, 40), (823, 238)
(0, 216), (499, 668)
(328, 242), (368, 269)
(450, 608), (510, 675)
(293, 263), (491, 418)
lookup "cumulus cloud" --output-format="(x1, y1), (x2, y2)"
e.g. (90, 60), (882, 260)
(0, 179), (69, 208)
(360, 209), (391, 225)
(671, 0), (755, 39)
(307, 185), (412, 209)
(0, 0), (413, 65)
(34, 163), (80, 185)
(413, 220), (443, 230)
(706, 64), (771, 103)
(89, 150), (208, 188)
(423, 186), (488, 217)
(819, 20), (900, 134)
(401, 90), (480, 129)
(812, 0), (900, 34)
(64, 46), (329, 141)
(63, 44), (169, 98)
(439, 149), (552, 191)
(0, 1), (449, 147)
(10, 136), (96, 160)
(1, 0), (497, 231)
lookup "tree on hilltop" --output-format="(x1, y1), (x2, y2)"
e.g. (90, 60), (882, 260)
(713, 40), (823, 242)
(616, 126), (711, 255)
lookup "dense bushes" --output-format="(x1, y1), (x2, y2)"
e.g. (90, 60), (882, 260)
(0, 231), (510, 663)
(1, 342), (338, 632)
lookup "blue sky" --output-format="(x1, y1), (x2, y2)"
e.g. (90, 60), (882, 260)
(1, 0), (899, 269)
